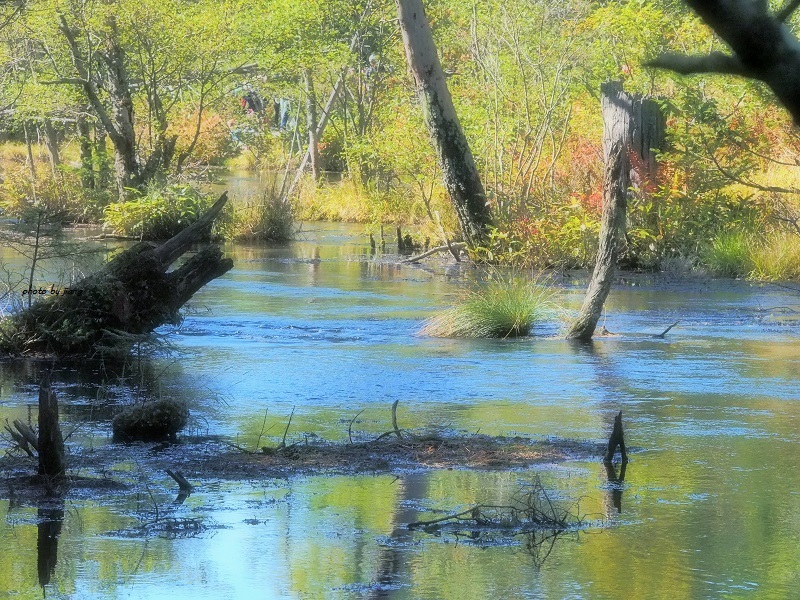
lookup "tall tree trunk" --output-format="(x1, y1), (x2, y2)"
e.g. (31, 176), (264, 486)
(568, 82), (664, 340)
(42, 120), (60, 178)
(77, 114), (94, 189)
(395, 0), (492, 247)
(287, 76), (345, 198)
(58, 15), (142, 199)
(95, 123), (111, 189)
(23, 121), (37, 181)
(102, 18), (140, 197)
(304, 68), (320, 181)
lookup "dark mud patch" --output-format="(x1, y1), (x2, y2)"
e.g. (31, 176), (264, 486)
(171, 434), (597, 480)
(1, 433), (601, 501)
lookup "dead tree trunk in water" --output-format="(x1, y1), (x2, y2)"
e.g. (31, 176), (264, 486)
(568, 82), (664, 340)
(396, 0), (492, 247)
(2, 194), (233, 357)
(38, 385), (65, 477)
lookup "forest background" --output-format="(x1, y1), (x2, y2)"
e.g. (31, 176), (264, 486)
(2, 0), (800, 281)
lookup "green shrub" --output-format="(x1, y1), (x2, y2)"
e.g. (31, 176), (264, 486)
(701, 231), (754, 278)
(420, 273), (556, 338)
(0, 166), (111, 223)
(104, 185), (213, 240)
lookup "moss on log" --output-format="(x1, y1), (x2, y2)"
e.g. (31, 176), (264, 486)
(112, 399), (189, 442)
(1, 193), (233, 357)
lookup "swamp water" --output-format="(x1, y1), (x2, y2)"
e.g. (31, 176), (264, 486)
(1, 223), (800, 599)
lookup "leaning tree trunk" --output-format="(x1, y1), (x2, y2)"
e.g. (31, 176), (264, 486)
(2, 194), (233, 357)
(396, 0), (492, 247)
(567, 82), (664, 340)
(648, 0), (800, 124)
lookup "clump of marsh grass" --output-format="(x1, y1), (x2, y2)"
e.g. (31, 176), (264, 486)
(232, 172), (294, 242)
(750, 232), (800, 281)
(420, 273), (556, 338)
(701, 231), (754, 278)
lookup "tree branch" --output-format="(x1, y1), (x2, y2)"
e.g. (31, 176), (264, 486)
(646, 51), (750, 76)
(57, 15), (121, 143)
(41, 77), (89, 86)
(777, 0), (800, 22)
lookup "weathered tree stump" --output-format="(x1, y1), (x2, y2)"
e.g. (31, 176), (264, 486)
(38, 384), (66, 477)
(567, 82), (664, 340)
(603, 410), (628, 463)
(1, 193), (233, 357)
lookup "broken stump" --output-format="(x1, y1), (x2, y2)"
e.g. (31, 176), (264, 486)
(1, 193), (233, 357)
(603, 411), (628, 463)
(38, 384), (66, 477)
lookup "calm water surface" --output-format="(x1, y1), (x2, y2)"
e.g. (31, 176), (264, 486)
(1, 222), (800, 599)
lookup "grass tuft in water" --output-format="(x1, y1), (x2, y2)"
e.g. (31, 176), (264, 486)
(231, 172), (294, 242)
(420, 274), (556, 338)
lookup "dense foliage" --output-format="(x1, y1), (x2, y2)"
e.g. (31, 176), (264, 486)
(1, 0), (800, 277)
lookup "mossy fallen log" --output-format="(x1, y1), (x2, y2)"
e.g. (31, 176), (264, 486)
(0, 193), (233, 357)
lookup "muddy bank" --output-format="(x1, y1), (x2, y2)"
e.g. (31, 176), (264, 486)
(0, 433), (602, 502)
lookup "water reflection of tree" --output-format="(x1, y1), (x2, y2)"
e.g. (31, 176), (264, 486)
(37, 498), (65, 590)
(369, 473), (428, 599)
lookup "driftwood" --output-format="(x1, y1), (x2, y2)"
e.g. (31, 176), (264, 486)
(166, 469), (193, 493)
(2, 193), (233, 357)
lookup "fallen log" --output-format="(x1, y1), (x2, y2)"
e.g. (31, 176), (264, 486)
(1, 193), (233, 357)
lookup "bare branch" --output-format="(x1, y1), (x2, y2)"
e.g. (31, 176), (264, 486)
(41, 77), (88, 86)
(646, 52), (750, 77)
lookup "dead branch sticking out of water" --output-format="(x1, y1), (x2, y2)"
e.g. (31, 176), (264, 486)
(374, 400), (405, 441)
(402, 242), (466, 263)
(4, 419), (38, 457)
(165, 469), (193, 493)
(348, 409), (365, 444)
(653, 321), (679, 338)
